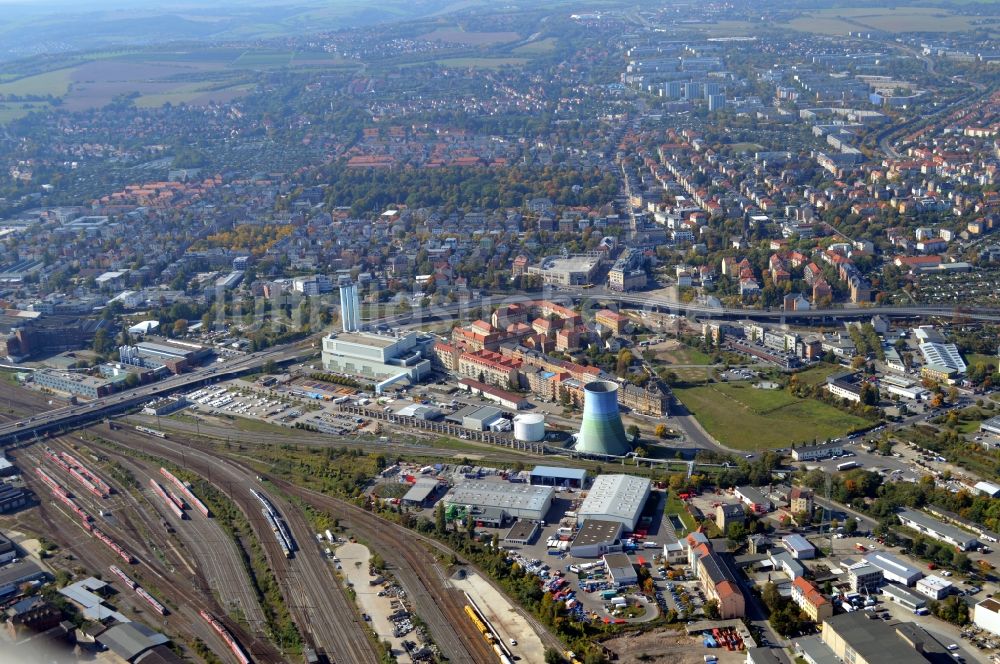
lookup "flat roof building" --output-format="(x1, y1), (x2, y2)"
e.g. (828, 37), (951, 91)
(847, 561), (883, 593)
(864, 552), (922, 586)
(791, 440), (844, 461)
(571, 519), (623, 558)
(503, 520), (540, 546)
(974, 481), (1000, 498)
(577, 474), (651, 531)
(530, 466), (587, 488)
(443, 481), (553, 521)
(603, 552), (637, 587)
(915, 575), (953, 600)
(321, 330), (432, 392)
(527, 253), (602, 286)
(897, 508), (978, 551)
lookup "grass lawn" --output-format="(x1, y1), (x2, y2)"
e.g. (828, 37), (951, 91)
(664, 492), (695, 535)
(653, 342), (716, 383)
(794, 363), (844, 387)
(229, 415), (293, 435)
(967, 354), (999, 371)
(673, 381), (870, 450)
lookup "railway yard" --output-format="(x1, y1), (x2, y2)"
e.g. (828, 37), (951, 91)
(0, 377), (552, 664)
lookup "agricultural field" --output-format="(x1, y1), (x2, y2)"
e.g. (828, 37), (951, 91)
(434, 57), (529, 69)
(0, 102), (53, 123)
(419, 27), (521, 46)
(783, 7), (991, 35)
(512, 38), (559, 55)
(672, 381), (870, 450)
(0, 46), (355, 118)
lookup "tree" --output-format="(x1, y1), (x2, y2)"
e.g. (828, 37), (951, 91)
(655, 423), (669, 438)
(172, 318), (188, 336)
(434, 503), (446, 534)
(616, 349), (634, 376)
(545, 648), (567, 664)
(626, 424), (640, 441)
(704, 599), (720, 620)
(844, 518), (858, 534)
(92, 328), (114, 355)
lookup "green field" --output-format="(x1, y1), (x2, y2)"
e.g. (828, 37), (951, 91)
(782, 7), (988, 35)
(794, 363), (845, 387)
(0, 68), (73, 97)
(0, 101), (52, 123)
(967, 354), (999, 371)
(673, 381), (870, 450)
(652, 342), (716, 383)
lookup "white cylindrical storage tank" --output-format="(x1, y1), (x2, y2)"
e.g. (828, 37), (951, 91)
(513, 413), (545, 442)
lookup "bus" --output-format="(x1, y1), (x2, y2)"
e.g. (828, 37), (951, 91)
(837, 461), (860, 471)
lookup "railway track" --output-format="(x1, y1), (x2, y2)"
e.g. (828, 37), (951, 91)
(14, 440), (276, 664)
(90, 425), (379, 664)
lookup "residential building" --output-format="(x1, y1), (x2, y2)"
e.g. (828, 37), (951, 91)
(717, 503), (746, 532)
(791, 576), (833, 622)
(618, 381), (671, 416)
(685, 532), (746, 619)
(789, 486), (814, 516)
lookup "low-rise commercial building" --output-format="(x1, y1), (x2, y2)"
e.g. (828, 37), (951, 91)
(847, 561), (883, 593)
(915, 575), (953, 600)
(791, 441), (844, 462)
(603, 552), (637, 586)
(32, 369), (113, 399)
(570, 519), (623, 558)
(735, 486), (772, 513)
(897, 508), (978, 551)
(781, 534), (816, 560)
(503, 520), (540, 546)
(881, 583), (927, 611)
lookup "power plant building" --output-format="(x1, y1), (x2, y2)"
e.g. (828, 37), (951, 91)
(574, 381), (632, 456)
(577, 474), (650, 531)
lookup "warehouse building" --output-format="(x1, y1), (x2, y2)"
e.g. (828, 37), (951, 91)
(401, 477), (441, 507)
(974, 481), (1000, 498)
(570, 519), (623, 558)
(32, 369), (114, 399)
(781, 534), (816, 560)
(0, 480), (29, 514)
(603, 552), (637, 587)
(529, 466), (587, 489)
(864, 552), (922, 586)
(735, 485), (772, 513)
(503, 520), (540, 546)
(821, 611), (947, 664)
(443, 481), (553, 521)
(0, 559), (47, 597)
(577, 474), (651, 531)
(897, 508), (978, 551)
